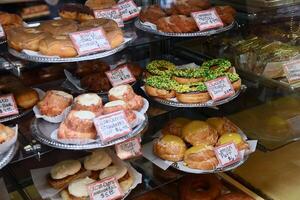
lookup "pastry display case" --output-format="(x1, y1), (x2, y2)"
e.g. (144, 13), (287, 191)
(0, 0), (299, 200)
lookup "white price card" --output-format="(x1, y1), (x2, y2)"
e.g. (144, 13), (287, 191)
(105, 65), (136, 86)
(115, 137), (142, 159)
(0, 24), (5, 38)
(94, 7), (124, 27)
(205, 76), (234, 101)
(93, 110), (132, 143)
(118, 0), (139, 21)
(283, 59), (300, 84)
(69, 28), (111, 55)
(0, 94), (19, 118)
(214, 143), (240, 167)
(191, 8), (223, 31)
(88, 177), (124, 200)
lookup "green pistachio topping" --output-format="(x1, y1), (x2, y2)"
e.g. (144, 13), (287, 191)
(173, 68), (208, 78)
(175, 82), (207, 93)
(225, 73), (240, 82)
(202, 59), (232, 72)
(146, 60), (176, 76)
(146, 75), (177, 90)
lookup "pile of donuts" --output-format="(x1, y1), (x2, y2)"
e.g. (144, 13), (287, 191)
(144, 59), (241, 104)
(35, 84), (145, 141)
(153, 117), (249, 170)
(6, 18), (124, 57)
(139, 0), (236, 33)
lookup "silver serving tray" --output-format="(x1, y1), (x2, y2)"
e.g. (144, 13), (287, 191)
(8, 39), (130, 63)
(0, 142), (19, 170)
(0, 109), (32, 123)
(135, 20), (235, 37)
(146, 85), (246, 108)
(31, 116), (148, 150)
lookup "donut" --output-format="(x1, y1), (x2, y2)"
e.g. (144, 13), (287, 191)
(206, 117), (238, 136)
(179, 174), (222, 200)
(202, 59), (232, 73)
(175, 82), (211, 104)
(225, 73), (241, 91)
(6, 27), (49, 51)
(38, 19), (78, 36)
(39, 35), (77, 57)
(146, 60), (175, 76)
(59, 3), (95, 22)
(145, 76), (177, 99)
(162, 117), (191, 137)
(216, 193), (254, 200)
(216, 133), (249, 151)
(172, 68), (206, 84)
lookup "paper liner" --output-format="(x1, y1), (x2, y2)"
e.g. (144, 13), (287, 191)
(50, 111), (145, 145)
(31, 149), (142, 200)
(0, 125), (18, 154)
(142, 130), (257, 174)
(138, 98), (149, 114)
(0, 178), (9, 200)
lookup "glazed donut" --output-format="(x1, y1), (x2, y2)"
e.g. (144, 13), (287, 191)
(174, 82), (211, 104)
(145, 76), (177, 99)
(179, 174), (222, 200)
(156, 15), (198, 33)
(202, 59), (232, 73)
(225, 73), (241, 91)
(172, 68), (206, 84)
(145, 85), (176, 99)
(216, 193), (254, 200)
(6, 27), (49, 51)
(38, 19), (78, 36)
(39, 35), (77, 57)
(146, 60), (175, 76)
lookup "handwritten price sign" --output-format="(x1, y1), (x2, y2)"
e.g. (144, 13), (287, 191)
(0, 25), (5, 38)
(115, 137), (142, 159)
(205, 76), (234, 101)
(69, 28), (111, 55)
(0, 94), (19, 118)
(283, 59), (300, 84)
(93, 110), (132, 143)
(215, 143), (240, 167)
(88, 177), (123, 200)
(118, 0), (139, 21)
(105, 65), (136, 86)
(94, 7), (124, 27)
(191, 9), (223, 31)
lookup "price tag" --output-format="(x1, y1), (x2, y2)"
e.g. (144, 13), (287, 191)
(88, 177), (123, 200)
(93, 110), (132, 143)
(191, 9), (223, 31)
(69, 28), (111, 55)
(283, 59), (300, 84)
(94, 7), (124, 27)
(0, 94), (19, 118)
(118, 0), (139, 21)
(205, 76), (234, 101)
(0, 25), (5, 38)
(105, 65), (136, 87)
(115, 137), (142, 159)
(214, 143), (240, 167)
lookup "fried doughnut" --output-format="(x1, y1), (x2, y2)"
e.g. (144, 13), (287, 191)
(172, 0), (211, 16)
(6, 27), (49, 51)
(162, 117), (191, 137)
(156, 15), (198, 33)
(180, 174), (222, 200)
(146, 60), (175, 76)
(202, 59), (232, 73)
(216, 133), (249, 151)
(38, 19), (78, 35)
(206, 117), (238, 136)
(216, 193), (254, 200)
(139, 5), (167, 24)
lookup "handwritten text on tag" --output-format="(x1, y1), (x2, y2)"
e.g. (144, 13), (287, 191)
(0, 94), (19, 118)
(283, 59), (300, 84)
(215, 143), (240, 166)
(69, 28), (111, 55)
(88, 177), (123, 200)
(94, 7), (124, 27)
(0, 25), (5, 38)
(93, 110), (132, 143)
(118, 0), (139, 21)
(115, 137), (142, 159)
(105, 65), (136, 87)
(205, 76), (234, 101)
(191, 9), (223, 31)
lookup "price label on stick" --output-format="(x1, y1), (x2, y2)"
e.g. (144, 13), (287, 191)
(94, 7), (124, 27)
(0, 94), (19, 118)
(106, 65), (136, 86)
(205, 76), (234, 101)
(93, 110), (132, 143)
(214, 143), (240, 167)
(0, 24), (5, 38)
(115, 137), (142, 159)
(191, 9), (223, 31)
(283, 59), (300, 84)
(69, 28), (111, 55)
(118, 0), (139, 21)
(88, 177), (124, 200)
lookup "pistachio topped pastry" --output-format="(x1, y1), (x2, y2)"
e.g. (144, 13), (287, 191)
(146, 75), (177, 90)
(174, 82), (207, 93)
(202, 58), (232, 73)
(146, 60), (176, 76)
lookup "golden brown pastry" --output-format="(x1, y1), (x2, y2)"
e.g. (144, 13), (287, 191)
(73, 93), (103, 116)
(21, 5), (50, 19)
(215, 6), (236, 25)
(182, 120), (218, 146)
(85, 0), (116, 10)
(153, 134), (187, 162)
(162, 117), (190, 137)
(216, 133), (249, 151)
(61, 177), (95, 200)
(0, 12), (23, 32)
(156, 15), (198, 33)
(172, 0), (211, 16)
(206, 117), (238, 136)
(139, 5), (167, 24)
(0, 124), (15, 144)
(59, 3), (95, 22)
(14, 88), (39, 109)
(38, 19), (78, 36)
(183, 145), (219, 170)
(145, 85), (176, 99)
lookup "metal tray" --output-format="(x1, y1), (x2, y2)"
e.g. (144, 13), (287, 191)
(135, 20), (235, 37)
(0, 142), (19, 170)
(144, 85), (246, 108)
(31, 116), (148, 150)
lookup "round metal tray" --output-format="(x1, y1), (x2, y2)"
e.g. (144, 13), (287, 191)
(0, 142), (19, 170)
(31, 116), (148, 150)
(8, 38), (131, 63)
(0, 109), (32, 123)
(146, 85), (246, 108)
(135, 19), (235, 37)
